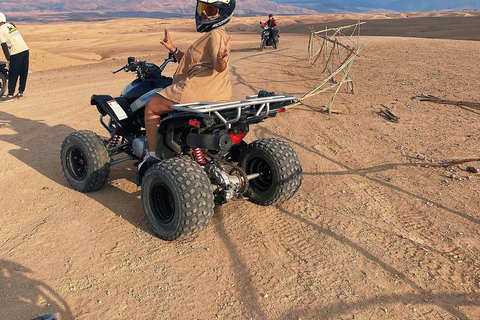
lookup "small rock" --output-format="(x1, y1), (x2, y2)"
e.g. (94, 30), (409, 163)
(263, 294), (269, 298)
(416, 153), (426, 160)
(466, 167), (479, 174)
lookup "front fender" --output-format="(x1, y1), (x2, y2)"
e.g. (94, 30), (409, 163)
(91, 94), (129, 124)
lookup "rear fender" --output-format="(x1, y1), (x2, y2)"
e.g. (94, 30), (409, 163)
(91, 94), (129, 124)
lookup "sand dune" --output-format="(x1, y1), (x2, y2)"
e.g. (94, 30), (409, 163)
(1, 13), (479, 320)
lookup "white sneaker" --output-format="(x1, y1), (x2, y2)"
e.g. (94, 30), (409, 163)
(138, 152), (158, 171)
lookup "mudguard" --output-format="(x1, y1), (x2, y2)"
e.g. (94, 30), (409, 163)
(91, 94), (130, 124)
(0, 61), (7, 76)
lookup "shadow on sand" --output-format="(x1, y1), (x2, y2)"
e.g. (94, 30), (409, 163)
(0, 111), (154, 235)
(0, 260), (74, 320)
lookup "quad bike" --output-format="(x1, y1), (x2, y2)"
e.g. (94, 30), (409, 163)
(0, 61), (8, 97)
(259, 23), (279, 51)
(61, 52), (302, 241)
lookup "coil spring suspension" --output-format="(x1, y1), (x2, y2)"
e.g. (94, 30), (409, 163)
(193, 148), (207, 165)
(108, 126), (122, 148)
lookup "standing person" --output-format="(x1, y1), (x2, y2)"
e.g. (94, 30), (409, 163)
(261, 14), (279, 40)
(140, 0), (235, 168)
(0, 12), (29, 102)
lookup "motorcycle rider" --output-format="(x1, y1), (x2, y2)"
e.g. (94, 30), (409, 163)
(261, 14), (279, 42)
(141, 0), (235, 168)
(0, 12), (29, 102)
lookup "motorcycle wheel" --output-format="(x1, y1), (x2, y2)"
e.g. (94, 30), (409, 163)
(61, 130), (111, 193)
(239, 138), (302, 206)
(0, 73), (6, 97)
(260, 38), (266, 51)
(142, 157), (215, 241)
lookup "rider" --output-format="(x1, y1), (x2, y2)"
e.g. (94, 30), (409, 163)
(261, 14), (279, 40)
(141, 0), (235, 168)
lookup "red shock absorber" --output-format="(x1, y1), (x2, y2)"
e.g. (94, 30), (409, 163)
(107, 126), (122, 148)
(193, 148), (207, 165)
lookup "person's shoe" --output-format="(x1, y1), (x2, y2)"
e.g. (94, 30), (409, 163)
(137, 152), (159, 171)
(1, 95), (15, 103)
(15, 92), (24, 100)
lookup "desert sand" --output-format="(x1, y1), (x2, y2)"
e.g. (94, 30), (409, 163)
(1, 12), (479, 320)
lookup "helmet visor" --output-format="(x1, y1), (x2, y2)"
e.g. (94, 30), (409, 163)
(197, 2), (220, 20)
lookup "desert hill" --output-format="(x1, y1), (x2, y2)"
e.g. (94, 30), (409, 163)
(0, 11), (479, 320)
(2, 0), (479, 18)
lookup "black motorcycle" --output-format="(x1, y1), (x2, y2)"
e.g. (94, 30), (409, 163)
(0, 61), (8, 97)
(61, 52), (302, 241)
(259, 22), (279, 51)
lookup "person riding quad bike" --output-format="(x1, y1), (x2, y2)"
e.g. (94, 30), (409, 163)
(260, 14), (279, 42)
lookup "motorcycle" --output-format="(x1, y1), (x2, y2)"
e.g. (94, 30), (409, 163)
(0, 61), (8, 97)
(259, 22), (279, 51)
(61, 52), (302, 241)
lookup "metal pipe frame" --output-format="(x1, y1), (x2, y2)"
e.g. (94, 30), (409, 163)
(170, 94), (296, 127)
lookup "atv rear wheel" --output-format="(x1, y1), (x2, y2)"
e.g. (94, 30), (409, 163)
(61, 130), (110, 192)
(141, 157), (215, 241)
(0, 73), (6, 97)
(239, 138), (302, 206)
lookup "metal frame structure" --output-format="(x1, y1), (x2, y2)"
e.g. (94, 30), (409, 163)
(171, 94), (296, 128)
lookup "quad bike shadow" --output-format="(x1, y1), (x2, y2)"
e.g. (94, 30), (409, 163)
(0, 111), (153, 235)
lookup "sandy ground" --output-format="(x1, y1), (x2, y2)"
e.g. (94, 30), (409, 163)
(1, 14), (479, 320)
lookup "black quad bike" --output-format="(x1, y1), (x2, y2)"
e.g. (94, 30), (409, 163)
(0, 61), (8, 97)
(61, 53), (302, 241)
(259, 23), (279, 51)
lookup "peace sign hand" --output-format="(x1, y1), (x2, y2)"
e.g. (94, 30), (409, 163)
(217, 36), (232, 62)
(159, 28), (175, 53)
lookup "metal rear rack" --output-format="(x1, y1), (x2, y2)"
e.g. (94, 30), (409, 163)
(170, 94), (296, 128)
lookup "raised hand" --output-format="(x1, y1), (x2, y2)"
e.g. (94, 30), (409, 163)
(159, 28), (175, 52)
(217, 36), (232, 62)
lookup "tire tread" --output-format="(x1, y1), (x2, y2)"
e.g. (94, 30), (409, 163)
(61, 130), (110, 193)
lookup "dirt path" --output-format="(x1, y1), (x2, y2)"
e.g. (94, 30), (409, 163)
(0, 19), (479, 320)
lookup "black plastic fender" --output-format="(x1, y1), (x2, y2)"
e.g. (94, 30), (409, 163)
(91, 94), (130, 124)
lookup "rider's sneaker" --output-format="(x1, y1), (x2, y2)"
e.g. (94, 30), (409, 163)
(15, 92), (24, 100)
(138, 152), (159, 171)
(1, 95), (15, 103)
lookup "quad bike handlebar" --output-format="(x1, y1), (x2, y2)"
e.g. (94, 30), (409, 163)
(112, 52), (179, 79)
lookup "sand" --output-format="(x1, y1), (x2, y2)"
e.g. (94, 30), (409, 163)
(1, 12), (479, 320)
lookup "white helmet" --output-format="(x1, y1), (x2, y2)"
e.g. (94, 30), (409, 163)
(0, 13), (6, 23)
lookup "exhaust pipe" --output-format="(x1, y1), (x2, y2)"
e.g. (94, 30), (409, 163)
(186, 133), (232, 151)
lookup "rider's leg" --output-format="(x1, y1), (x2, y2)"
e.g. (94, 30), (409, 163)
(145, 94), (175, 154)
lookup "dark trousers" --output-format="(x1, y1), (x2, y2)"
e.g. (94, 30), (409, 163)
(8, 50), (29, 96)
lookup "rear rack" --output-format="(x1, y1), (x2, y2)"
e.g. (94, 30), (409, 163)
(170, 94), (296, 128)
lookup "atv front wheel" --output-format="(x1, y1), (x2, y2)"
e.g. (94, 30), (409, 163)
(239, 138), (302, 206)
(0, 73), (6, 97)
(61, 130), (110, 192)
(141, 157), (215, 241)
